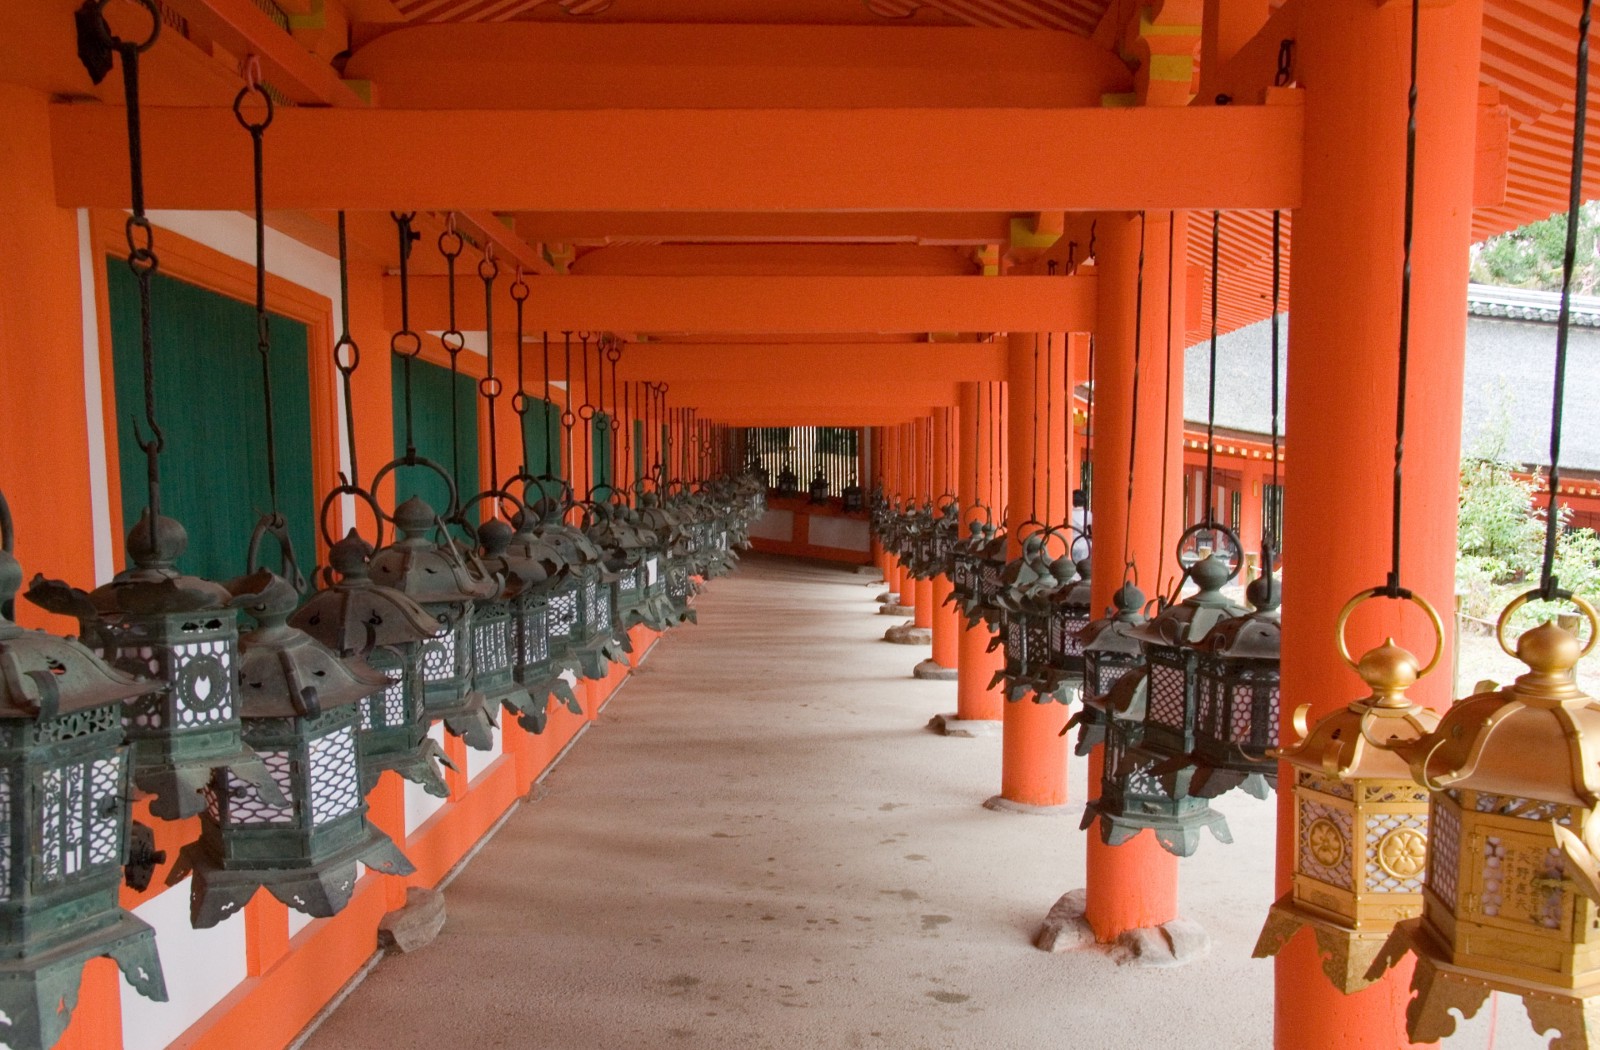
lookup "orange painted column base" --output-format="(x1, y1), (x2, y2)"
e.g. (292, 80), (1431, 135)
(1082, 748), (1179, 940)
(994, 698), (1069, 808)
(929, 576), (958, 668)
(956, 622), (1004, 721)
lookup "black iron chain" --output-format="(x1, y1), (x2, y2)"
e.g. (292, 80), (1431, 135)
(334, 212), (361, 486)
(510, 268), (531, 477)
(1121, 212), (1148, 586)
(1267, 210), (1283, 576)
(1204, 209), (1221, 528)
(236, 68), (279, 515)
(1159, 213), (1176, 565)
(1538, 0), (1592, 601)
(390, 212), (422, 458)
(439, 216), (466, 488)
(1384, 0), (1422, 600)
(479, 243), (501, 494)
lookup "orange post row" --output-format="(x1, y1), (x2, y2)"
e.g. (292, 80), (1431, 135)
(956, 381), (1004, 722)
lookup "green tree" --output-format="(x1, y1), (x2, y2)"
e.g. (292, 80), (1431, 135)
(1470, 202), (1600, 293)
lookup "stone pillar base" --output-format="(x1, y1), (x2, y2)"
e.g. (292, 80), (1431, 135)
(926, 713), (999, 738)
(875, 591), (897, 604)
(379, 887), (447, 954)
(981, 795), (1073, 815)
(884, 622), (932, 645)
(879, 603), (915, 616)
(912, 659), (958, 681)
(1034, 890), (1210, 968)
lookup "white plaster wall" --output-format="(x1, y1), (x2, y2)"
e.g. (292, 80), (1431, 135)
(404, 722), (451, 837)
(749, 509), (794, 542)
(119, 880), (249, 1050)
(466, 718), (503, 782)
(807, 516), (870, 552)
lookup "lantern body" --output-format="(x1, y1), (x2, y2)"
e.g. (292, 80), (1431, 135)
(1080, 667), (1231, 857)
(1379, 622), (1600, 1045)
(1192, 648), (1280, 799)
(0, 632), (168, 1050)
(173, 577), (415, 928)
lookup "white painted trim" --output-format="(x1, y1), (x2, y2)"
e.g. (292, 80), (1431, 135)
(77, 210), (115, 584)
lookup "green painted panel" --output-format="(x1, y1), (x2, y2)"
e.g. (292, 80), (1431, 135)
(520, 397), (563, 491)
(389, 354), (479, 526)
(591, 413), (614, 496)
(107, 263), (315, 583)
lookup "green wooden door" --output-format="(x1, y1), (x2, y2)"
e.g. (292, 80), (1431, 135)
(107, 264), (315, 583)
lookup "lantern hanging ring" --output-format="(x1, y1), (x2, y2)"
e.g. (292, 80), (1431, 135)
(1496, 590), (1600, 661)
(317, 481), (386, 552)
(1334, 586), (1445, 680)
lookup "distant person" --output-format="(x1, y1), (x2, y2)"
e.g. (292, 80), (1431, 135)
(1070, 489), (1092, 562)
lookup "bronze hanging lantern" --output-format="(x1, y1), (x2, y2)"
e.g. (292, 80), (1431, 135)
(29, 515), (285, 822)
(808, 468), (829, 504)
(1042, 551), (1093, 702)
(501, 506), (582, 732)
(841, 478), (865, 514)
(0, 492), (167, 1050)
(1254, 590), (1442, 993)
(1065, 582), (1147, 757)
(774, 463), (800, 499)
(290, 529), (453, 797)
(170, 573), (414, 927)
(462, 517), (537, 722)
(990, 533), (1072, 703)
(368, 495), (498, 749)
(1188, 572), (1282, 800)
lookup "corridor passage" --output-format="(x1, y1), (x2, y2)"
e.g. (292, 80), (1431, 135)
(304, 555), (1283, 1050)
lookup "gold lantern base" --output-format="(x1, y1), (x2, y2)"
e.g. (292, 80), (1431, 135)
(1254, 895), (1404, 994)
(1378, 918), (1600, 1049)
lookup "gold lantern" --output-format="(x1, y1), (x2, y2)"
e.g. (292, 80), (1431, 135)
(1376, 595), (1600, 1046)
(1254, 588), (1442, 992)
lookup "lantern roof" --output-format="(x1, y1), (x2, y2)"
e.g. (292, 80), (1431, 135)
(290, 531), (441, 654)
(369, 497), (499, 606)
(1128, 555), (1249, 648)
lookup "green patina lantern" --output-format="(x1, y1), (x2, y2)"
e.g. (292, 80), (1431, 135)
(28, 513), (283, 821)
(524, 502), (630, 679)
(0, 514), (166, 1050)
(503, 509), (583, 732)
(808, 468), (830, 504)
(990, 534), (1073, 703)
(170, 573), (414, 928)
(368, 496), (498, 750)
(1189, 572), (1282, 801)
(774, 464), (800, 499)
(841, 479), (865, 514)
(290, 531), (453, 797)
(1080, 664), (1233, 857)
(1064, 582), (1147, 757)
(1130, 551), (1249, 764)
(465, 520), (536, 723)
(1043, 556), (1094, 703)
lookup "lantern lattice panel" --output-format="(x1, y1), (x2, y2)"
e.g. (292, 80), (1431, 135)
(216, 752), (295, 826)
(549, 584), (579, 636)
(474, 617), (511, 675)
(1051, 612), (1088, 659)
(308, 727), (363, 828)
(519, 603), (550, 666)
(1364, 812), (1429, 894)
(1428, 800), (1461, 911)
(171, 638), (235, 727)
(1299, 798), (1356, 891)
(421, 626), (459, 682)
(1147, 661), (1188, 731)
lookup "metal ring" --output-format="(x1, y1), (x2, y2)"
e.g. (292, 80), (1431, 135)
(578, 405), (596, 421)
(1174, 521), (1243, 584)
(511, 391), (530, 415)
(391, 329), (422, 358)
(232, 82), (274, 133)
(1335, 586), (1446, 680)
(560, 410), (577, 428)
(606, 345), (622, 363)
(369, 454), (461, 523)
(1496, 589), (1600, 661)
(98, 0), (161, 52)
(318, 483), (387, 550)
(439, 329), (467, 354)
(510, 278), (530, 303)
(478, 255), (500, 282)
(479, 376), (503, 400)
(437, 228), (464, 258)
(334, 336), (360, 374)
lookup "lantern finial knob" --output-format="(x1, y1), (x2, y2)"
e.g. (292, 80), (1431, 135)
(478, 518), (513, 558)
(126, 508), (188, 569)
(1190, 553), (1230, 593)
(0, 548), (20, 616)
(1247, 572), (1282, 613)
(329, 530), (373, 580)
(393, 496), (436, 536)
(1356, 638), (1420, 707)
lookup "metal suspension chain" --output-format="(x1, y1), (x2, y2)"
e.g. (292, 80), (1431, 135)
(1537, 0), (1593, 601)
(78, 0), (164, 521)
(511, 267), (531, 478)
(438, 216), (466, 491)
(334, 212), (361, 487)
(390, 212), (422, 459)
(1267, 211), (1284, 575)
(478, 243), (502, 495)
(1159, 213), (1176, 564)
(236, 60), (281, 519)
(1120, 212), (1148, 586)
(1204, 209), (1222, 527)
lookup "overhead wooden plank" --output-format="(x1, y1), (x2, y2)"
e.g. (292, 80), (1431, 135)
(615, 342), (1006, 383)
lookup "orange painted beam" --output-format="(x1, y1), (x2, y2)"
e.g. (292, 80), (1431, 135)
(344, 23), (1132, 110)
(391, 275), (1096, 334)
(512, 211), (1014, 246)
(571, 244), (976, 276)
(51, 104), (1303, 212)
(712, 411), (932, 426)
(616, 342), (1005, 383)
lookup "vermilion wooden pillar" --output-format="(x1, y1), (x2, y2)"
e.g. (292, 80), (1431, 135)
(996, 331), (1070, 808)
(881, 424), (902, 600)
(912, 415), (934, 630)
(896, 421), (915, 608)
(956, 382), (1005, 721)
(1275, 2), (1480, 1047)
(1084, 212), (1185, 940)
(928, 406), (959, 670)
